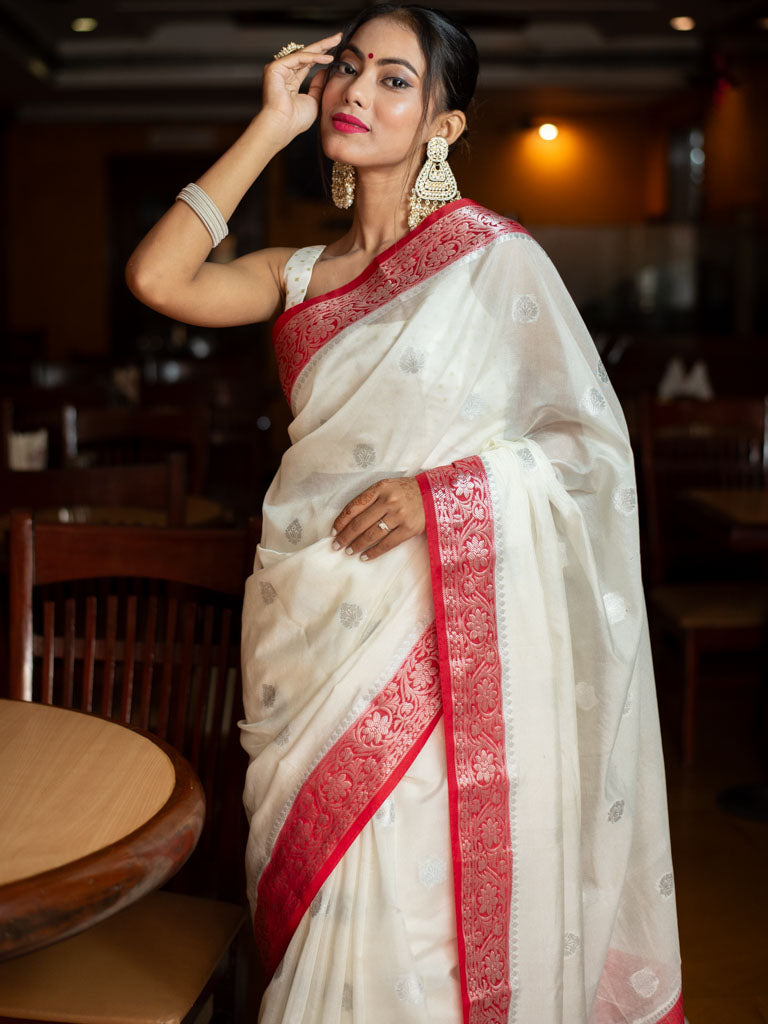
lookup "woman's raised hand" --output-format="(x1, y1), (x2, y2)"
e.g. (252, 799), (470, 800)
(262, 32), (342, 139)
(125, 32), (343, 328)
(332, 477), (426, 562)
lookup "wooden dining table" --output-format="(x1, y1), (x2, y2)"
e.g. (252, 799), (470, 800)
(686, 488), (768, 552)
(685, 488), (768, 820)
(0, 494), (230, 531)
(0, 698), (205, 961)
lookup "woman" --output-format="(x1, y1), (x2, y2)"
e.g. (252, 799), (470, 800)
(127, 5), (684, 1022)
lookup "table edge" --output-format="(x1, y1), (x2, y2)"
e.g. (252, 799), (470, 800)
(0, 705), (205, 961)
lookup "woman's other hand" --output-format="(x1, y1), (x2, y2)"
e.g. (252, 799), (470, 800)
(332, 477), (426, 561)
(262, 33), (341, 139)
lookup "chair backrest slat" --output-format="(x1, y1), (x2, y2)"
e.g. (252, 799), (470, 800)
(101, 595), (119, 718)
(9, 512), (33, 701)
(139, 596), (158, 732)
(63, 598), (76, 707)
(190, 607), (215, 772)
(121, 596), (138, 725)
(156, 599), (178, 741)
(205, 608), (234, 818)
(174, 602), (197, 751)
(82, 596), (98, 712)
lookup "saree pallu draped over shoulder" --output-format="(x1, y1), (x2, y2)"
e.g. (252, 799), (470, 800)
(240, 199), (684, 1024)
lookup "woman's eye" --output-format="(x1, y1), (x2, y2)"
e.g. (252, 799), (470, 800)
(332, 61), (356, 75)
(384, 76), (410, 89)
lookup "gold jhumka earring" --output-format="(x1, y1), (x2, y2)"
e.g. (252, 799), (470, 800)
(331, 162), (356, 209)
(408, 136), (460, 230)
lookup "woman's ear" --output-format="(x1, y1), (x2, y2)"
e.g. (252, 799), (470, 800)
(432, 110), (467, 146)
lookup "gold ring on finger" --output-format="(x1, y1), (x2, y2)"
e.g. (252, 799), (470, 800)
(273, 42), (305, 60)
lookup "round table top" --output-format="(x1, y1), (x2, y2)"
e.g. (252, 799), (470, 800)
(0, 699), (205, 961)
(0, 701), (175, 886)
(687, 489), (768, 528)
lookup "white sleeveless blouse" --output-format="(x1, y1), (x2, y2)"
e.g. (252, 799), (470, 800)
(283, 245), (326, 311)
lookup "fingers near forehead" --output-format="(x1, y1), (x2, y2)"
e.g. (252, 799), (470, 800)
(310, 31), (343, 50)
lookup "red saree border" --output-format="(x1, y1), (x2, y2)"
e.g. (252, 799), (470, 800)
(659, 992), (685, 1024)
(253, 623), (442, 981)
(272, 199), (531, 404)
(417, 457), (513, 1024)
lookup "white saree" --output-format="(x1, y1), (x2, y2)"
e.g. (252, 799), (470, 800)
(240, 200), (684, 1024)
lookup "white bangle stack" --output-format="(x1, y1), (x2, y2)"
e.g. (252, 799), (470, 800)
(176, 182), (229, 248)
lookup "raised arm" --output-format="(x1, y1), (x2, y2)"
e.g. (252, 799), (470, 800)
(125, 32), (341, 328)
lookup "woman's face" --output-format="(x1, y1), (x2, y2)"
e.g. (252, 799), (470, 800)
(320, 17), (432, 172)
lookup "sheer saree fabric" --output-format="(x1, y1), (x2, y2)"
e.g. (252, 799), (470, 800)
(240, 199), (683, 1024)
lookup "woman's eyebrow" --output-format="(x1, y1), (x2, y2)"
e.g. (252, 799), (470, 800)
(345, 42), (420, 78)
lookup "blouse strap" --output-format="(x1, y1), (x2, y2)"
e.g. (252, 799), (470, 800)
(283, 245), (326, 310)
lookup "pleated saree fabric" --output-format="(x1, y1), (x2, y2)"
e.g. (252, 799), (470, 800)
(240, 199), (684, 1024)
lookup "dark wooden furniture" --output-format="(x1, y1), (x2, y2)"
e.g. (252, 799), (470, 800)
(641, 395), (767, 586)
(685, 489), (768, 553)
(62, 404), (211, 495)
(0, 401), (11, 470)
(0, 891), (247, 1023)
(0, 511), (260, 1023)
(0, 699), (204, 960)
(0, 453), (187, 527)
(141, 355), (289, 517)
(640, 396), (768, 765)
(684, 489), (768, 820)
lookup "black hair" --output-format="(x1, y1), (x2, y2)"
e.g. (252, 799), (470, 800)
(332, 3), (479, 123)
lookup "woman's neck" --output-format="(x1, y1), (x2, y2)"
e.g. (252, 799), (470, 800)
(343, 164), (416, 257)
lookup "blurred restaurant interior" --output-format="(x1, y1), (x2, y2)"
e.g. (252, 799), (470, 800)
(0, 0), (767, 1021)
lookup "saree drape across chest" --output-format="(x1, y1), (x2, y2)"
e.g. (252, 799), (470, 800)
(240, 199), (683, 1024)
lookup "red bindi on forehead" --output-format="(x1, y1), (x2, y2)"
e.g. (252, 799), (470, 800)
(368, 52), (374, 58)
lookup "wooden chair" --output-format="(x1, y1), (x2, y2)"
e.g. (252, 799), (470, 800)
(141, 355), (288, 517)
(641, 395), (767, 586)
(62, 404), (211, 495)
(0, 452), (187, 526)
(0, 400), (11, 470)
(0, 511), (260, 1023)
(640, 395), (768, 765)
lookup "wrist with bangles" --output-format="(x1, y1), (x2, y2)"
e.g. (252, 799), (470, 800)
(176, 182), (228, 248)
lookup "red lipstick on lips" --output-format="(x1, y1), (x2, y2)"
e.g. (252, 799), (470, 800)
(332, 112), (369, 134)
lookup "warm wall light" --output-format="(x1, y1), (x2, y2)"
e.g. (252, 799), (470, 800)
(538, 123), (559, 141)
(759, 17), (768, 29)
(71, 16), (98, 32)
(669, 16), (695, 31)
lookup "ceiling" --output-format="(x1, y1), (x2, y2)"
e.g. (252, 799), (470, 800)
(1, 0), (766, 120)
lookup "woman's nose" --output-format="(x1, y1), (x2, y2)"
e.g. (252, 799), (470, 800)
(342, 71), (371, 108)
